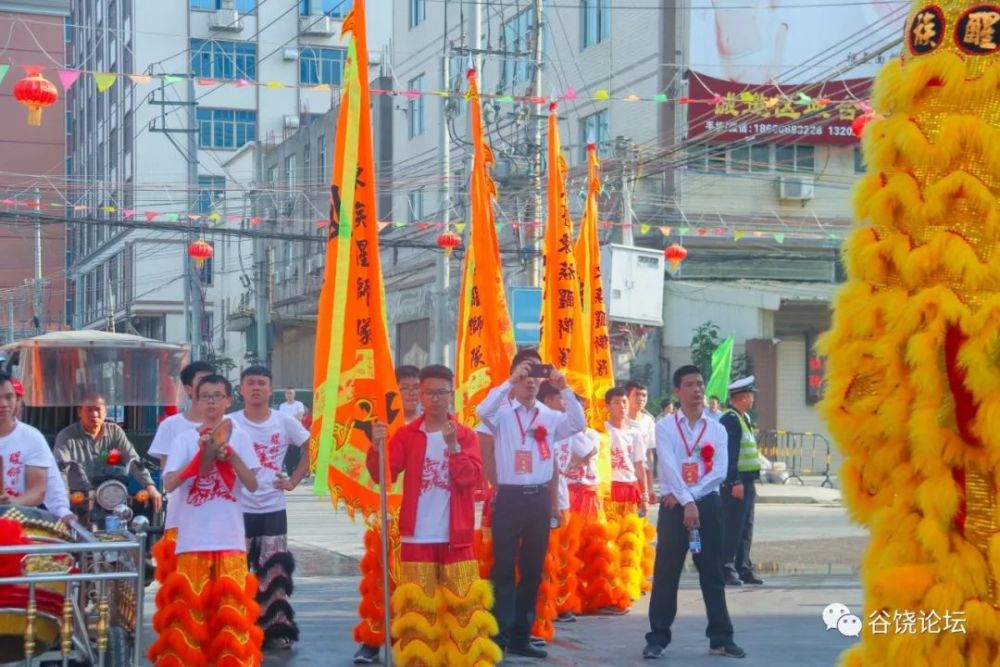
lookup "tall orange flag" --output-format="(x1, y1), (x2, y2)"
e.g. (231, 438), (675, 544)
(454, 68), (516, 425)
(311, 0), (403, 517)
(540, 103), (591, 399)
(575, 141), (614, 431)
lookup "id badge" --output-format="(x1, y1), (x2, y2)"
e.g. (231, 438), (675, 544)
(515, 450), (533, 475)
(681, 461), (699, 486)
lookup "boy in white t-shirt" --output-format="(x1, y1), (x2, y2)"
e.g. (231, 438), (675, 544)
(231, 366), (310, 651)
(4, 377), (67, 521)
(148, 374), (263, 667)
(606, 386), (650, 602)
(0, 373), (50, 507)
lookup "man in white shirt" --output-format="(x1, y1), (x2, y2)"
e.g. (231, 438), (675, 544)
(231, 366), (311, 651)
(278, 388), (306, 423)
(644, 365), (745, 660)
(0, 373), (49, 507)
(149, 373), (262, 666)
(625, 381), (658, 506)
(707, 395), (724, 421)
(478, 349), (586, 659)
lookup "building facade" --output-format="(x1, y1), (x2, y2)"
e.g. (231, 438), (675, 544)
(0, 0), (70, 343)
(64, 0), (389, 369)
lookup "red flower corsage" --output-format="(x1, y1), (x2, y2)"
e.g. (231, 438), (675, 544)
(533, 425), (551, 460)
(105, 449), (122, 465)
(700, 444), (715, 474)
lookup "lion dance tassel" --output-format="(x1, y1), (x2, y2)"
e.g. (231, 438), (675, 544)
(820, 3), (1000, 664)
(572, 486), (630, 613)
(355, 520), (399, 649)
(531, 529), (560, 641)
(606, 502), (646, 602)
(147, 528), (179, 665)
(148, 551), (263, 667)
(555, 511), (584, 616)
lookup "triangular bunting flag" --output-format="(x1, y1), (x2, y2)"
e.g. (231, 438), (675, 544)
(0, 64), (10, 88)
(94, 72), (117, 93)
(640, 224), (651, 235)
(679, 226), (690, 235)
(774, 232), (786, 244)
(658, 226), (671, 236)
(653, 93), (667, 103)
(129, 75), (152, 85)
(57, 69), (81, 91)
(165, 213), (179, 222)
(377, 221), (390, 232)
(733, 230), (747, 242)
(163, 75), (184, 84)
(235, 79), (253, 88)
(266, 81), (284, 89)
(393, 221), (406, 228)
(250, 216), (262, 226)
(122, 209), (135, 219)
(594, 89), (610, 100)
(144, 211), (158, 222)
(454, 223), (466, 234)
(208, 212), (221, 221)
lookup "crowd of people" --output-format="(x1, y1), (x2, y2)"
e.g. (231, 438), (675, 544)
(0, 345), (766, 665)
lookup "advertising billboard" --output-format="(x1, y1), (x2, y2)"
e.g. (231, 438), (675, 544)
(687, 1), (910, 145)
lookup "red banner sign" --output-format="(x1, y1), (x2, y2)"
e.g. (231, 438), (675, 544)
(687, 73), (871, 146)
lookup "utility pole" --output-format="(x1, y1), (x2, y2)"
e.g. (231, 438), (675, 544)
(433, 32), (453, 366)
(32, 188), (43, 334)
(528, 0), (544, 286)
(252, 187), (268, 366)
(618, 137), (635, 246)
(150, 74), (203, 359)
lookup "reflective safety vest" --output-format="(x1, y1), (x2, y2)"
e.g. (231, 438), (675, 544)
(724, 408), (760, 473)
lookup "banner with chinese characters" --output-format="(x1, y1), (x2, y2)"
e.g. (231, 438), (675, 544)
(311, 0), (404, 517)
(454, 68), (517, 426)
(687, 74), (871, 146)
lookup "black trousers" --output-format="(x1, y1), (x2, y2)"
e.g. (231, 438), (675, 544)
(646, 492), (734, 648)
(722, 476), (757, 579)
(490, 485), (551, 646)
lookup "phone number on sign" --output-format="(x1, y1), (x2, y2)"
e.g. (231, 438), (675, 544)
(703, 121), (855, 138)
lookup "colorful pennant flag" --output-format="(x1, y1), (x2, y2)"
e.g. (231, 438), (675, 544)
(0, 65), (9, 87)
(57, 69), (81, 91)
(311, 0), (402, 516)
(454, 67), (517, 426)
(94, 72), (117, 93)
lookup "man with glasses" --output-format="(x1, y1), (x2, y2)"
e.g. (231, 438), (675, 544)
(369, 364), (500, 667)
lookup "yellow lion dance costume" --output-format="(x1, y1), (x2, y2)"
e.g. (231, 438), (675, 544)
(821, 2), (1000, 664)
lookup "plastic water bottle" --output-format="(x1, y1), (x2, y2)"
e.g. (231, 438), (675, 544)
(688, 528), (702, 554)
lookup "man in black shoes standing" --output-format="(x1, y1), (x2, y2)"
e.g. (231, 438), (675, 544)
(644, 365), (745, 660)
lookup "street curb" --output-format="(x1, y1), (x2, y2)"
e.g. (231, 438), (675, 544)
(757, 495), (841, 505)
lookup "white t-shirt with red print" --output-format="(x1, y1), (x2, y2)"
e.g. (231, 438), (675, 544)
(163, 421), (258, 554)
(0, 421), (52, 500)
(555, 430), (599, 510)
(563, 429), (601, 489)
(403, 430), (451, 544)
(608, 422), (646, 484)
(148, 412), (201, 531)
(229, 410), (310, 514)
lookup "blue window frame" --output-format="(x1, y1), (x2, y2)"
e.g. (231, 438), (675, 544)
(582, 0), (610, 49)
(196, 108), (257, 149)
(190, 39), (256, 81)
(299, 47), (346, 86)
(501, 8), (546, 92)
(408, 74), (424, 139)
(191, 0), (256, 11)
(197, 175), (226, 214)
(580, 110), (609, 160)
(299, 0), (352, 17)
(409, 0), (426, 28)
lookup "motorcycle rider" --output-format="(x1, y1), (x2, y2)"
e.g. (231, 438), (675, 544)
(53, 389), (162, 520)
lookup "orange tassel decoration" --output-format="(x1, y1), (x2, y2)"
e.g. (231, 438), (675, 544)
(555, 511), (584, 615)
(576, 521), (630, 613)
(474, 527), (494, 581)
(354, 518), (400, 648)
(531, 527), (560, 641)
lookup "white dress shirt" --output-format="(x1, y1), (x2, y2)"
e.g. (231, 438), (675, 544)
(654, 409), (729, 506)
(478, 381), (587, 486)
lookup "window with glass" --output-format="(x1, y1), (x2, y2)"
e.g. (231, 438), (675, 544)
(317, 135), (327, 181)
(501, 9), (545, 92)
(299, 0), (352, 17)
(197, 175), (226, 214)
(190, 0), (256, 11)
(196, 108), (257, 149)
(775, 144), (815, 173)
(579, 110), (609, 159)
(285, 154), (296, 194)
(582, 0), (610, 49)
(408, 188), (424, 222)
(408, 74), (425, 139)
(190, 39), (257, 81)
(409, 0), (426, 28)
(299, 47), (345, 86)
(853, 147), (865, 173)
(730, 144), (771, 172)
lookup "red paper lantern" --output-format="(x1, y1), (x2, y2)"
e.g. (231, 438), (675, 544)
(436, 231), (462, 256)
(188, 239), (214, 267)
(13, 75), (58, 127)
(852, 113), (874, 138)
(664, 243), (688, 272)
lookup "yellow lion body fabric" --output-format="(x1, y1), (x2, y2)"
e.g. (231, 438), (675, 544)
(821, 2), (1000, 664)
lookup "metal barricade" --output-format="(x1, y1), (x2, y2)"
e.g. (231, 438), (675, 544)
(757, 429), (834, 488)
(0, 523), (146, 666)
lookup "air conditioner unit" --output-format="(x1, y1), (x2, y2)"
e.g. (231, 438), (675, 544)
(209, 9), (243, 32)
(283, 114), (300, 130)
(282, 48), (299, 61)
(778, 175), (815, 201)
(300, 15), (337, 37)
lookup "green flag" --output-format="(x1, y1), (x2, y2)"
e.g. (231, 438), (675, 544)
(706, 336), (735, 403)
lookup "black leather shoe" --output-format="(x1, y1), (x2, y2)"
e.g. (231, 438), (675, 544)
(741, 573), (764, 585)
(724, 574), (743, 586)
(508, 642), (548, 659)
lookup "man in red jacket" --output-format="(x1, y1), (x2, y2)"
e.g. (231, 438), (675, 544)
(369, 364), (501, 667)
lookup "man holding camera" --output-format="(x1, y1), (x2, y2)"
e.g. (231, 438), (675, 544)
(477, 349), (586, 659)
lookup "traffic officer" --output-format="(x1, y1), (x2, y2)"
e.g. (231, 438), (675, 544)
(719, 376), (763, 586)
